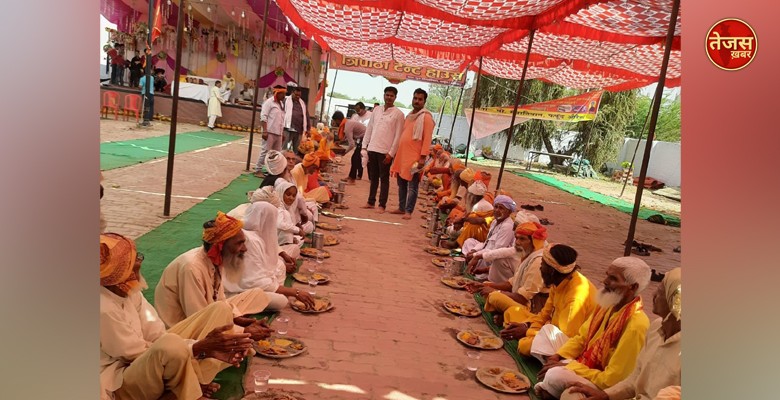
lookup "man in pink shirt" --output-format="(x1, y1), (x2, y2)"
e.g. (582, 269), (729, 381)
(389, 89), (435, 219)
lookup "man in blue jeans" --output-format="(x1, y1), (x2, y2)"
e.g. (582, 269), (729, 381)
(360, 87), (405, 213)
(389, 88), (435, 219)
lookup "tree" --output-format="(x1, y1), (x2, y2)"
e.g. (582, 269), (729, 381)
(330, 91), (353, 100)
(626, 92), (681, 142)
(426, 84), (467, 115)
(569, 89), (640, 169)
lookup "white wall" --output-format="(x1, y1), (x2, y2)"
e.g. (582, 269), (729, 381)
(618, 138), (681, 188)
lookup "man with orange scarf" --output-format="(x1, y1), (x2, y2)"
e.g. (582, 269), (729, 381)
(535, 257), (651, 399)
(290, 153), (331, 203)
(100, 233), (258, 400)
(154, 212), (273, 334)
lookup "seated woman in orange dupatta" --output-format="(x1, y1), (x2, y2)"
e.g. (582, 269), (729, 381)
(290, 153), (331, 203)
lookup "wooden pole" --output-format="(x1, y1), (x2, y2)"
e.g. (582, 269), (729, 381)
(245, 0), (271, 171)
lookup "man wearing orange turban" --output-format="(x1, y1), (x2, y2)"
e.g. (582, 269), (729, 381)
(290, 153), (331, 203)
(468, 222), (551, 326)
(256, 85), (287, 173)
(154, 212), (272, 332)
(100, 233), (257, 400)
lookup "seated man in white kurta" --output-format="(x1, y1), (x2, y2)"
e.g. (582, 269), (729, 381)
(99, 233), (260, 400)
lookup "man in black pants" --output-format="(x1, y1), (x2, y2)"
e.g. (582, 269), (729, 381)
(360, 87), (405, 213)
(332, 111), (367, 185)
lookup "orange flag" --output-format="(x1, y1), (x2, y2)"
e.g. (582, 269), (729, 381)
(151, 0), (163, 43)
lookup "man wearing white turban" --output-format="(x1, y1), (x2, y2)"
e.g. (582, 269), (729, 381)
(535, 257), (652, 399)
(564, 268), (680, 400)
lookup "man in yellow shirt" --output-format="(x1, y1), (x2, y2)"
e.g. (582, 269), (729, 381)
(498, 243), (597, 360)
(535, 257), (651, 399)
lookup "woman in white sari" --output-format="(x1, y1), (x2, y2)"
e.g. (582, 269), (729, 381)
(222, 202), (315, 310)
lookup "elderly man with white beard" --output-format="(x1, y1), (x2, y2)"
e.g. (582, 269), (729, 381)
(100, 233), (256, 400)
(534, 257), (652, 400)
(154, 212), (274, 342)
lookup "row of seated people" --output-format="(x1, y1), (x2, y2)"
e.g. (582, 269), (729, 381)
(99, 150), (347, 400)
(420, 157), (680, 400)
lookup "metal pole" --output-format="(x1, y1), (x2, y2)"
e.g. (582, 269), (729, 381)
(245, 0), (271, 171)
(495, 30), (535, 192)
(162, 0), (187, 216)
(448, 86), (465, 146)
(623, 0), (680, 256)
(434, 86), (451, 137)
(464, 57), (483, 167)
(319, 52), (331, 121)
(296, 28), (302, 84)
(326, 69), (339, 121)
(143, 0), (155, 121)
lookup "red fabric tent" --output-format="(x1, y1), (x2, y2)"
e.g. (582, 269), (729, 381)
(273, 0), (681, 90)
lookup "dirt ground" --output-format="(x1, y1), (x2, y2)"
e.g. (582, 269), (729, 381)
(101, 118), (681, 399)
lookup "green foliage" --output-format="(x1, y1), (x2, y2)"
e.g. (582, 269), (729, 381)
(425, 84), (466, 115)
(626, 91), (681, 142)
(329, 91), (353, 100)
(571, 90), (639, 169)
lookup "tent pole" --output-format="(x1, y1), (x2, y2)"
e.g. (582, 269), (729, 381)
(448, 85), (465, 147)
(296, 28), (302, 84)
(495, 30), (536, 192)
(326, 69), (339, 121)
(319, 52), (330, 121)
(624, 0), (680, 256)
(163, 0), (188, 216)
(434, 86), (451, 137)
(464, 57), (483, 167)
(245, 0), (270, 171)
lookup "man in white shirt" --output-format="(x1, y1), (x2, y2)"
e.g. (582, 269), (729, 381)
(332, 110), (367, 184)
(256, 86), (287, 172)
(283, 86), (309, 154)
(360, 86), (405, 212)
(351, 101), (372, 126)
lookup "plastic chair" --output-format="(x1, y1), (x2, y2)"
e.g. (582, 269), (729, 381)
(123, 94), (142, 122)
(101, 91), (120, 120)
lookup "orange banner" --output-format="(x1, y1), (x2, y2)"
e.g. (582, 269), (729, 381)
(329, 53), (466, 86)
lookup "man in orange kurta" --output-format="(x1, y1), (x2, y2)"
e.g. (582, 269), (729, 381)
(389, 88), (435, 219)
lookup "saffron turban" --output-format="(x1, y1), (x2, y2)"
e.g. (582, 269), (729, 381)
(468, 181), (487, 196)
(202, 211), (243, 266)
(100, 233), (137, 287)
(433, 144), (443, 151)
(272, 87), (287, 94)
(516, 222), (548, 251)
(302, 153), (320, 168)
(315, 148), (330, 161)
(265, 150), (287, 176)
(543, 243), (576, 274)
(663, 267), (682, 320)
(459, 168), (475, 185)
(492, 195), (516, 213)
(474, 171), (491, 186)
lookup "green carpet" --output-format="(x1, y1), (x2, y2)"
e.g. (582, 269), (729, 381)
(462, 268), (542, 400)
(514, 171), (681, 227)
(100, 131), (242, 171)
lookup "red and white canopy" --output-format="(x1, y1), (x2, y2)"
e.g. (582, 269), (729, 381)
(274, 0), (681, 90)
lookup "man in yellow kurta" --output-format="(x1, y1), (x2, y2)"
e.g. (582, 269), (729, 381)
(389, 88), (435, 219)
(100, 233), (257, 400)
(535, 257), (652, 399)
(469, 222), (550, 326)
(565, 268), (681, 400)
(154, 212), (272, 335)
(498, 243), (597, 360)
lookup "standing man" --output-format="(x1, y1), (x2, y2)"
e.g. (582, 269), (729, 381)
(222, 71), (236, 102)
(256, 85), (287, 172)
(389, 88), (435, 219)
(138, 69), (162, 126)
(284, 86), (309, 154)
(128, 53), (143, 88)
(207, 80), (225, 130)
(361, 86), (405, 213)
(331, 111), (366, 185)
(351, 102), (372, 126)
